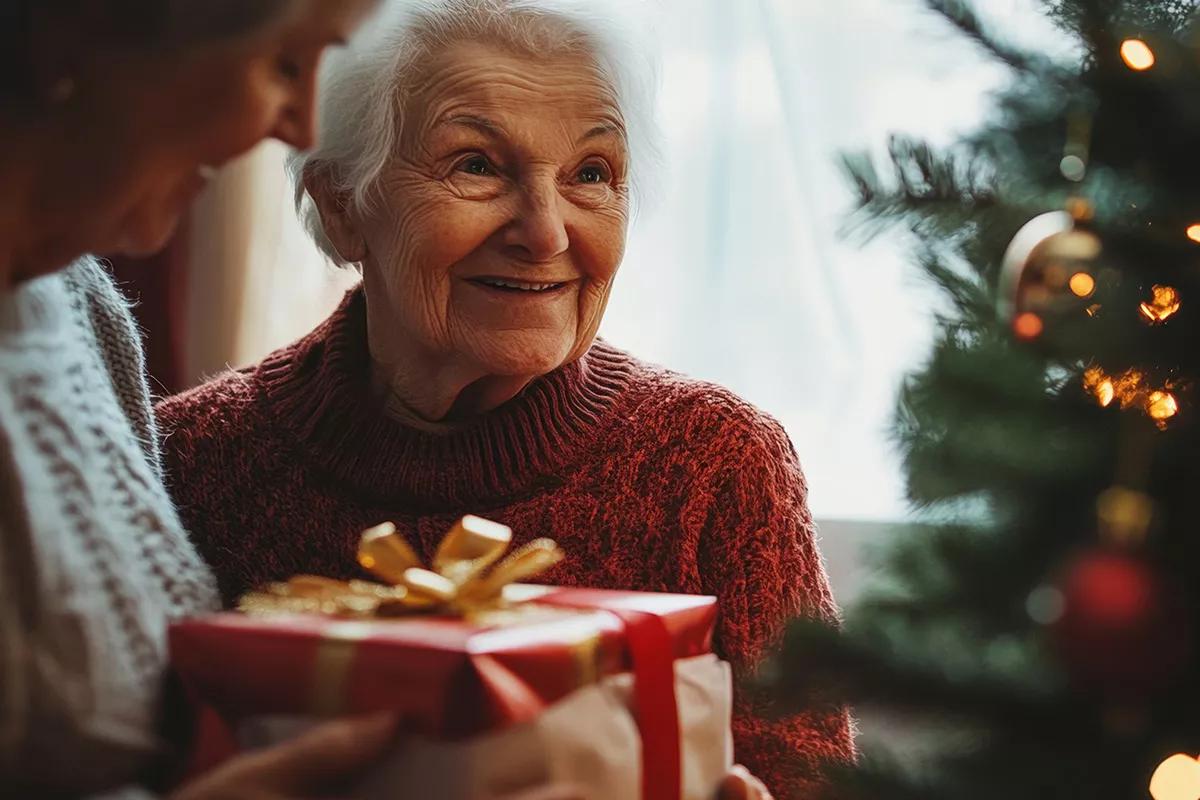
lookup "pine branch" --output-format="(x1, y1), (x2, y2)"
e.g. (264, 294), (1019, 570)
(765, 618), (1066, 721)
(839, 138), (997, 244)
(925, 0), (1047, 73)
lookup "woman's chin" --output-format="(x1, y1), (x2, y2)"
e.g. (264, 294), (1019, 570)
(468, 335), (575, 378)
(113, 214), (182, 258)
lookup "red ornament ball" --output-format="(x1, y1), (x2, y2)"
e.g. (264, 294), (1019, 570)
(1049, 550), (1188, 695)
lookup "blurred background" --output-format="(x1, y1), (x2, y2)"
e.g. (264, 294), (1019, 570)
(111, 0), (1065, 605)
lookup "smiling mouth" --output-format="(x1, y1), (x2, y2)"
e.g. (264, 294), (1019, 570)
(468, 277), (569, 293)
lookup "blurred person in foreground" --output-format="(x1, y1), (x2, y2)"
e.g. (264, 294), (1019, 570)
(0, 2), (416, 797)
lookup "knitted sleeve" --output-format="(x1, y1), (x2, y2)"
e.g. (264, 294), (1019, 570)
(62, 258), (165, 479)
(698, 408), (855, 800)
(0, 364), (39, 774)
(0, 414), (160, 800)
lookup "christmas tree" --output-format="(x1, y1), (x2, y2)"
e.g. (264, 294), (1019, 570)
(761, 1), (1200, 797)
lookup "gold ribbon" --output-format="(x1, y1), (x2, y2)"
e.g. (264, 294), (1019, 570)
(239, 516), (564, 618)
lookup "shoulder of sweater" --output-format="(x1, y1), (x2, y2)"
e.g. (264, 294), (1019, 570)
(57, 257), (150, 393)
(153, 364), (264, 462)
(156, 314), (322, 434)
(61, 257), (135, 322)
(155, 365), (260, 427)
(60, 256), (112, 294)
(154, 363), (270, 492)
(601, 343), (795, 457)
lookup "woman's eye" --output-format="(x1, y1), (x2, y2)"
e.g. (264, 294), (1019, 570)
(578, 164), (609, 184)
(457, 155), (494, 176)
(276, 56), (303, 81)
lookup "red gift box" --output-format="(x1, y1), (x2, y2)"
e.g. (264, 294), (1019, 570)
(170, 585), (719, 799)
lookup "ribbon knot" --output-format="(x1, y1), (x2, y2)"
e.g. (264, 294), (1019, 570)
(239, 516), (564, 617)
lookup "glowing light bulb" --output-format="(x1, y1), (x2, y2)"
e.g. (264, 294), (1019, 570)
(1140, 285), (1181, 324)
(1013, 312), (1043, 340)
(1059, 155), (1086, 182)
(1068, 272), (1095, 297)
(1083, 366), (1116, 407)
(1147, 391), (1179, 430)
(1121, 39), (1156, 71)
(1150, 753), (1200, 800)
(1188, 224), (1200, 243)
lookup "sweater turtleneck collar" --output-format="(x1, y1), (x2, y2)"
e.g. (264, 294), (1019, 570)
(256, 286), (635, 511)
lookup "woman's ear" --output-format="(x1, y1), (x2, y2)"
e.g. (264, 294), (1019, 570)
(305, 167), (369, 264)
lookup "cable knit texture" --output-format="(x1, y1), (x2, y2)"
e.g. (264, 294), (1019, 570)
(0, 258), (219, 798)
(156, 287), (854, 799)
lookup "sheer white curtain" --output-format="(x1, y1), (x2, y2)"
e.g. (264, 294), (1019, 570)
(601, 0), (1014, 520)
(194, 0), (1059, 522)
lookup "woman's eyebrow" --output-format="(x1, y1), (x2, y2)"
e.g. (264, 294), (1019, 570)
(435, 114), (505, 138)
(577, 122), (624, 145)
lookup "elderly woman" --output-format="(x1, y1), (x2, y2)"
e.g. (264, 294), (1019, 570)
(156, 1), (854, 797)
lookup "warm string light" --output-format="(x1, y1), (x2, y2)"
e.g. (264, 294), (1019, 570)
(1140, 285), (1181, 324)
(1083, 366), (1179, 428)
(1187, 224), (1200, 244)
(1120, 38), (1156, 71)
(1059, 154), (1086, 182)
(1147, 391), (1179, 423)
(1083, 366), (1116, 407)
(1013, 312), (1044, 340)
(1150, 753), (1200, 800)
(1083, 366), (1133, 409)
(1096, 486), (1154, 547)
(1068, 272), (1096, 297)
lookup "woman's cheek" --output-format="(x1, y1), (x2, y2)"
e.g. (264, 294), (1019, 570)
(578, 223), (626, 283)
(581, 278), (614, 331)
(195, 62), (283, 162)
(385, 207), (458, 342)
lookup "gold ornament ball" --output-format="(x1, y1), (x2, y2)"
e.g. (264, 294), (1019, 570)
(998, 211), (1104, 327)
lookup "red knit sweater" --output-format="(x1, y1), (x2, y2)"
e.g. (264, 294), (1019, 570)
(156, 289), (854, 798)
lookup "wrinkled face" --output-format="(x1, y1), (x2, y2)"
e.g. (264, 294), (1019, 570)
(40, 0), (378, 260)
(355, 41), (630, 378)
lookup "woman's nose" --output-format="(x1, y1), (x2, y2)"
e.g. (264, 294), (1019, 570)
(502, 180), (569, 263)
(269, 81), (318, 152)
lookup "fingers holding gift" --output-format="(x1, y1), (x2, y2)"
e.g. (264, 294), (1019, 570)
(718, 764), (776, 800)
(170, 713), (400, 800)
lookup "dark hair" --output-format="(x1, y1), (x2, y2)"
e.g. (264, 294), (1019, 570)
(0, 0), (292, 105)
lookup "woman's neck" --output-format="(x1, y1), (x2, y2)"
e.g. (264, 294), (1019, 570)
(370, 364), (534, 429)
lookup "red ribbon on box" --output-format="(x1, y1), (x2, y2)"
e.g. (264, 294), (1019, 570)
(543, 590), (685, 800)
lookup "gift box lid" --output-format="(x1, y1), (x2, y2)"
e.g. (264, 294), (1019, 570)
(169, 585), (717, 739)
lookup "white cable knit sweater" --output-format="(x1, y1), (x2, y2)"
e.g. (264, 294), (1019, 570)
(0, 258), (219, 798)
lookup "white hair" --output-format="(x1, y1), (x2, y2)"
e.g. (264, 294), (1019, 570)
(290, 0), (663, 266)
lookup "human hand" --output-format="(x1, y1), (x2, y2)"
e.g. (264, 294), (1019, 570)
(718, 764), (775, 800)
(169, 713), (398, 799)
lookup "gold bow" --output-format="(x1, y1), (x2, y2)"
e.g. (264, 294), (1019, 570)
(239, 516), (564, 618)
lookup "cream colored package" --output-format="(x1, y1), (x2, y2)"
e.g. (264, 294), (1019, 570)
(238, 654), (733, 800)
